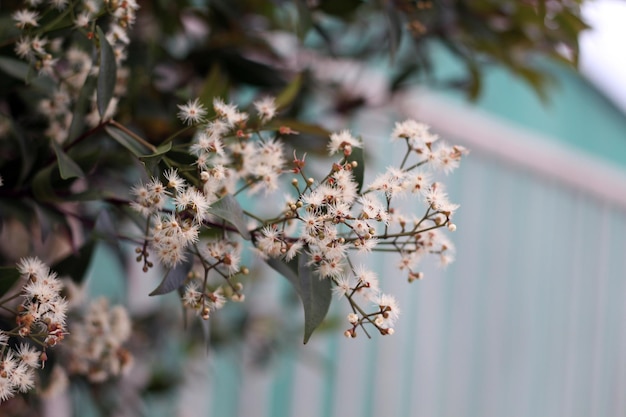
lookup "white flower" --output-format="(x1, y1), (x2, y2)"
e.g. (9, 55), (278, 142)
(74, 11), (91, 28)
(163, 168), (186, 194)
(12, 9), (39, 29)
(254, 96), (277, 122)
(17, 257), (49, 278)
(391, 119), (438, 145)
(328, 130), (361, 156)
(177, 98), (207, 125)
(14, 37), (32, 59)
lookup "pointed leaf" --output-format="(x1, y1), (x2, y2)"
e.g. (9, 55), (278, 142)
(275, 74), (302, 110)
(96, 26), (117, 118)
(52, 241), (96, 284)
(139, 141), (172, 173)
(295, 0), (313, 40)
(209, 195), (251, 240)
(32, 164), (62, 202)
(105, 125), (151, 157)
(0, 267), (21, 299)
(149, 257), (194, 296)
(266, 254), (332, 344)
(383, 1), (403, 62)
(68, 75), (97, 142)
(199, 64), (229, 113)
(0, 57), (55, 91)
(51, 141), (85, 179)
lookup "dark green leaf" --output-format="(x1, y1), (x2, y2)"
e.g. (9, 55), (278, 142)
(0, 267), (21, 299)
(318, 0), (363, 17)
(383, 1), (403, 62)
(150, 257), (194, 296)
(96, 26), (117, 118)
(105, 125), (151, 157)
(266, 254), (332, 344)
(275, 74), (302, 110)
(67, 76), (97, 143)
(295, 0), (313, 39)
(209, 195), (251, 240)
(51, 141), (85, 179)
(0, 57), (54, 92)
(346, 144), (365, 193)
(140, 141), (172, 174)
(52, 241), (96, 284)
(199, 64), (229, 112)
(31, 164), (62, 202)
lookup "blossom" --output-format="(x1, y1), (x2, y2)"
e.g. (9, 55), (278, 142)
(254, 96), (277, 122)
(66, 298), (133, 382)
(12, 9), (39, 29)
(177, 98), (207, 125)
(328, 130), (361, 156)
(391, 119), (438, 146)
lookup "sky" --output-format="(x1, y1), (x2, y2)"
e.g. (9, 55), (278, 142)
(580, 0), (626, 114)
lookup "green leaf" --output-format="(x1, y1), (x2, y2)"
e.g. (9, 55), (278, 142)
(51, 141), (85, 179)
(139, 141), (172, 174)
(199, 64), (229, 113)
(96, 26), (117, 118)
(67, 75), (97, 143)
(52, 241), (96, 284)
(105, 125), (151, 157)
(295, 0), (313, 39)
(266, 254), (332, 344)
(209, 195), (251, 240)
(0, 267), (21, 299)
(31, 164), (62, 202)
(149, 257), (194, 296)
(275, 74), (302, 110)
(0, 57), (54, 92)
(346, 144), (365, 193)
(383, 1), (403, 62)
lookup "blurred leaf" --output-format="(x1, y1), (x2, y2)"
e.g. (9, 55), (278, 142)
(150, 257), (194, 296)
(52, 241), (96, 284)
(199, 63), (229, 112)
(31, 164), (62, 202)
(266, 254), (332, 344)
(139, 142), (172, 174)
(209, 195), (251, 240)
(67, 76), (97, 143)
(105, 125), (151, 157)
(295, 0), (313, 39)
(96, 26), (117, 118)
(0, 267), (20, 299)
(0, 199), (35, 232)
(382, 0), (403, 62)
(51, 141), (85, 180)
(318, 0), (363, 17)
(275, 74), (302, 110)
(0, 57), (55, 92)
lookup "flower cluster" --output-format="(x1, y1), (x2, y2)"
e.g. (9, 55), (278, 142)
(15, 257), (68, 346)
(12, 0), (139, 142)
(0, 332), (41, 402)
(66, 298), (133, 383)
(131, 96), (466, 338)
(0, 257), (67, 403)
